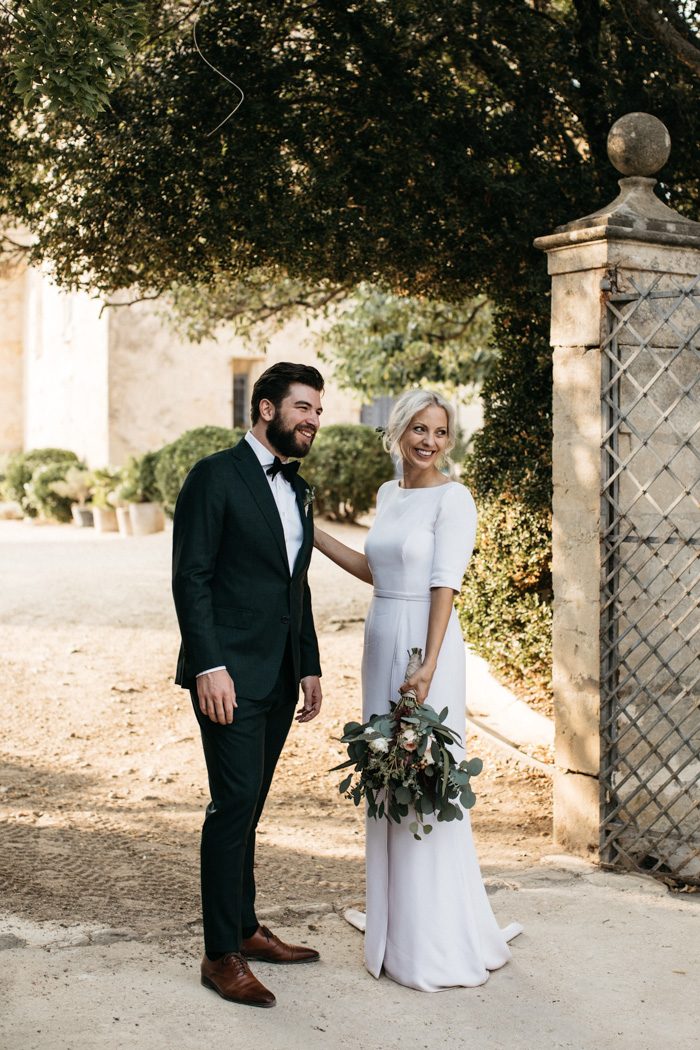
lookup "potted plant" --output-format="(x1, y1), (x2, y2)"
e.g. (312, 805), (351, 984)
(51, 466), (94, 527)
(89, 468), (120, 533)
(119, 452), (165, 536)
(109, 466), (133, 536)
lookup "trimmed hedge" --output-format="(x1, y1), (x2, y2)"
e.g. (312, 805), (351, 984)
(155, 426), (244, 515)
(5, 448), (81, 517)
(302, 424), (394, 521)
(456, 496), (552, 701)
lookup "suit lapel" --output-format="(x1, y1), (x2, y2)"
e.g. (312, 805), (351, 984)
(230, 440), (288, 570)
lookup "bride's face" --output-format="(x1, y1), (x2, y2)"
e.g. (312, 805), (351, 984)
(399, 405), (449, 472)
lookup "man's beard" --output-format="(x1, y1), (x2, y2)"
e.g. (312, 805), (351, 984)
(266, 413), (315, 459)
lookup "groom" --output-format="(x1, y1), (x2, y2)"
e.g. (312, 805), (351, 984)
(172, 362), (324, 1008)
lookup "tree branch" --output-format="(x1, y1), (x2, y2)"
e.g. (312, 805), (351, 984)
(623, 0), (700, 74)
(100, 290), (163, 316)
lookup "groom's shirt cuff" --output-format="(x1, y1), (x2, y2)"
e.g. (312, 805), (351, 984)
(196, 666), (226, 677)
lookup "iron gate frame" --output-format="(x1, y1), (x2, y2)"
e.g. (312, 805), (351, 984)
(599, 268), (700, 886)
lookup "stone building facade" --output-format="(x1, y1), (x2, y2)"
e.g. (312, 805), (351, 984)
(0, 263), (363, 466)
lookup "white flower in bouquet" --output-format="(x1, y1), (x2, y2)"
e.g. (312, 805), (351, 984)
(399, 728), (418, 751)
(369, 736), (390, 753)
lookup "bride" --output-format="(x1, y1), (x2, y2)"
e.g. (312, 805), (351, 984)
(313, 389), (522, 992)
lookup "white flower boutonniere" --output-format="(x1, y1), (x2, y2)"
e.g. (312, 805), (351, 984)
(303, 486), (316, 517)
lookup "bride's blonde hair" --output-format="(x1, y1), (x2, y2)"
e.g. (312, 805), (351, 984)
(383, 389), (457, 472)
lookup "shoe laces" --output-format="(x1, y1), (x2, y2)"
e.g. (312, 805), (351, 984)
(221, 952), (250, 975)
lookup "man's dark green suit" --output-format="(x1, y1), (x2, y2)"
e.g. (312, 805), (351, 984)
(172, 437), (321, 954)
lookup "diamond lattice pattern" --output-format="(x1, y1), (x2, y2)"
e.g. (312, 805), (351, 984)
(600, 272), (700, 884)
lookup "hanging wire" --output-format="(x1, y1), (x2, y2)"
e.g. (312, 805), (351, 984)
(192, 12), (245, 136)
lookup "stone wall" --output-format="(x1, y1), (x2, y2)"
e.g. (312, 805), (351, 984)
(0, 268), (24, 454)
(23, 270), (110, 465)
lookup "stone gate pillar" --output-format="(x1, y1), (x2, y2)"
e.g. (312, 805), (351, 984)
(534, 114), (700, 858)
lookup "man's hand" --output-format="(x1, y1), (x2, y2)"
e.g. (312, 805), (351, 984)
(197, 669), (237, 725)
(296, 675), (322, 723)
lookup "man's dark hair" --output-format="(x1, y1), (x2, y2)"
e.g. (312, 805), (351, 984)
(250, 362), (324, 424)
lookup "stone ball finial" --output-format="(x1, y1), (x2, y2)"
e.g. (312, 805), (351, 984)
(607, 112), (671, 176)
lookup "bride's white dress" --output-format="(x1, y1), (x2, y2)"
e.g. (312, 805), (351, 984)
(359, 479), (522, 992)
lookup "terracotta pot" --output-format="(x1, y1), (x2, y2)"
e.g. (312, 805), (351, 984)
(92, 507), (118, 533)
(116, 506), (133, 536)
(71, 505), (94, 528)
(128, 502), (165, 536)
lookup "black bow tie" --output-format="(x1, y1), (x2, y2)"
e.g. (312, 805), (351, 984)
(266, 456), (300, 483)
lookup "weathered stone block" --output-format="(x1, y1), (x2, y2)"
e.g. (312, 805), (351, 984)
(553, 770), (600, 857)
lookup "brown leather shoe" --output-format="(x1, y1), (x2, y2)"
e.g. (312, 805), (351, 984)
(241, 925), (320, 964)
(200, 952), (276, 1007)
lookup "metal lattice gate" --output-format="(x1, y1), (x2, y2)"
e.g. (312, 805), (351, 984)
(600, 270), (700, 886)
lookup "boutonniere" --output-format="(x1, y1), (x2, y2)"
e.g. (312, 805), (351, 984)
(303, 486), (316, 517)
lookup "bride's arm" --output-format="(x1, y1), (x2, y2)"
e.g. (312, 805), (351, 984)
(399, 587), (454, 703)
(314, 524), (373, 585)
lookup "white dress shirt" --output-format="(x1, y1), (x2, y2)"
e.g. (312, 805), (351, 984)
(197, 430), (305, 677)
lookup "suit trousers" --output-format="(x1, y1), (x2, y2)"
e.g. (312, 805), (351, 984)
(191, 641), (296, 954)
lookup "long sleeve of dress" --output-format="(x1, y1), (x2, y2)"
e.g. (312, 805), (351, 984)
(429, 483), (478, 591)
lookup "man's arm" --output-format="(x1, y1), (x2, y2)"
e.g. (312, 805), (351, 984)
(172, 459), (236, 724)
(298, 578), (322, 681)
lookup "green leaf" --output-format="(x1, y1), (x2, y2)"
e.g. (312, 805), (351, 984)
(339, 773), (353, 793)
(441, 749), (450, 797)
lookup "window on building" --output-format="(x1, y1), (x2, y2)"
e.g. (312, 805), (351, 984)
(360, 395), (397, 429)
(233, 373), (249, 428)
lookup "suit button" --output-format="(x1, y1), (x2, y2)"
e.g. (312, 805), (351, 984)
(281, 615), (290, 624)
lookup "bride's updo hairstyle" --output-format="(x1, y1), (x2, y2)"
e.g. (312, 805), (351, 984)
(383, 389), (457, 472)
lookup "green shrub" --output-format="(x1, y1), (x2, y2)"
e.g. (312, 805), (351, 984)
(155, 426), (243, 515)
(456, 496), (552, 703)
(115, 450), (162, 504)
(23, 462), (77, 522)
(302, 424), (394, 521)
(89, 467), (121, 509)
(5, 448), (81, 516)
(0, 452), (11, 500)
(50, 466), (93, 506)
(461, 299), (553, 708)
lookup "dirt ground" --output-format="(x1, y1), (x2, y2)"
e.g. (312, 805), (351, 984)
(0, 517), (551, 943)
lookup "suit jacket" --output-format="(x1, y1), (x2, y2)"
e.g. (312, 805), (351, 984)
(171, 438), (321, 698)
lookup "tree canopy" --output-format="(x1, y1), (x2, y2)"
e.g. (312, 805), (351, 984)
(1, 1), (698, 305)
(320, 285), (494, 400)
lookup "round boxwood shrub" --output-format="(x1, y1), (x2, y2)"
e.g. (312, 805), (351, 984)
(5, 448), (81, 516)
(23, 462), (78, 522)
(302, 424), (394, 521)
(156, 426), (243, 515)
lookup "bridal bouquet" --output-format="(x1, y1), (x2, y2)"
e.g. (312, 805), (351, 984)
(332, 648), (483, 839)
